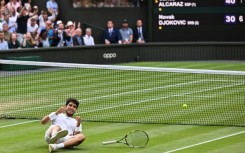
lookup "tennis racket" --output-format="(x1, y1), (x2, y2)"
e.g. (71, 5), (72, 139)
(102, 130), (149, 148)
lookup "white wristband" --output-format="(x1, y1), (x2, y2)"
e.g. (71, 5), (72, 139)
(48, 112), (57, 120)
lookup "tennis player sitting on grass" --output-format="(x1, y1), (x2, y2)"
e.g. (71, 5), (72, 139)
(41, 98), (85, 153)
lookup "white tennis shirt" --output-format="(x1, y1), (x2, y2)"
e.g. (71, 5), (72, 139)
(51, 113), (82, 136)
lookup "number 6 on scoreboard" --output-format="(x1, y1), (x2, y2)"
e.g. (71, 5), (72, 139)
(239, 16), (243, 22)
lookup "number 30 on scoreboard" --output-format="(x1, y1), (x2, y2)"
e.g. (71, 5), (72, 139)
(225, 15), (237, 24)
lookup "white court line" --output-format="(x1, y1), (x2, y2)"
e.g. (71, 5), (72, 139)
(0, 120), (38, 129)
(1, 80), (243, 125)
(0, 82), (243, 128)
(77, 82), (243, 114)
(3, 80), (204, 114)
(0, 80), (207, 128)
(3, 80), (243, 115)
(1, 82), (233, 126)
(163, 130), (245, 153)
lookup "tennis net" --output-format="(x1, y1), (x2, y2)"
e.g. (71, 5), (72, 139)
(0, 59), (244, 126)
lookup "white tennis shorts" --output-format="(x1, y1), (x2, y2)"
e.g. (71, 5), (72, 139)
(44, 125), (74, 144)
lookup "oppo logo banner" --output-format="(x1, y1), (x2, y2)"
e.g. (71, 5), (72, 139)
(103, 53), (117, 59)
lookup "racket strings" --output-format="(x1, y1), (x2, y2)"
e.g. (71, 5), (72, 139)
(126, 130), (149, 148)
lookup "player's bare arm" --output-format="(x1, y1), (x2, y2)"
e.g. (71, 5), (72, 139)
(73, 116), (81, 135)
(41, 106), (66, 125)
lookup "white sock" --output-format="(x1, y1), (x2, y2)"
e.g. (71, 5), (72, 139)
(56, 143), (65, 149)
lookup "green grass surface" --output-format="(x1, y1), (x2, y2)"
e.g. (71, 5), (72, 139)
(0, 61), (244, 152)
(0, 61), (244, 126)
(0, 119), (244, 153)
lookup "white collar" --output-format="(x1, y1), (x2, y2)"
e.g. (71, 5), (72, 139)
(85, 34), (91, 38)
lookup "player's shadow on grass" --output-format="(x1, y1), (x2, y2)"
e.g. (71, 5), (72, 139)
(60, 148), (88, 152)
(39, 145), (88, 152)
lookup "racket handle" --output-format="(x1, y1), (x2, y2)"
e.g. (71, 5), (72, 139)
(102, 140), (117, 145)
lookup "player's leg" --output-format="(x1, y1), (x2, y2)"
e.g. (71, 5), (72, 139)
(49, 133), (85, 152)
(50, 125), (62, 135)
(46, 125), (68, 144)
(63, 133), (86, 148)
(45, 126), (52, 143)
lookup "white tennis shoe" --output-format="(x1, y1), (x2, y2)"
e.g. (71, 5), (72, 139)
(49, 144), (57, 153)
(49, 130), (68, 144)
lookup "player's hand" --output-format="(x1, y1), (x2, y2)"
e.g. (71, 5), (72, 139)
(76, 116), (81, 127)
(56, 106), (66, 115)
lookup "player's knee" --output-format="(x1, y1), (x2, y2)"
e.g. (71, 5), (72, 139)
(51, 125), (61, 130)
(56, 125), (62, 129)
(77, 134), (85, 143)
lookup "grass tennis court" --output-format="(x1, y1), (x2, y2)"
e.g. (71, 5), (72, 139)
(0, 61), (245, 153)
(0, 119), (245, 153)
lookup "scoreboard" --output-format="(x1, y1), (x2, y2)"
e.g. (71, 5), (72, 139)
(152, 0), (245, 42)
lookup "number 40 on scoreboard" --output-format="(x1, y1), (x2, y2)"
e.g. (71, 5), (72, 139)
(225, 0), (243, 4)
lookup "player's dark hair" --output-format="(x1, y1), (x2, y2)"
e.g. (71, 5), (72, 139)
(66, 98), (79, 108)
